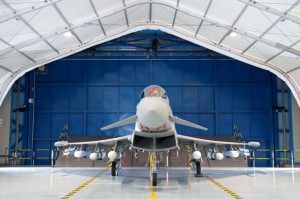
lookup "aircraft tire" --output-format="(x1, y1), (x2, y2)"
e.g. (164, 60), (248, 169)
(152, 173), (157, 186)
(111, 161), (117, 176)
(196, 161), (201, 175)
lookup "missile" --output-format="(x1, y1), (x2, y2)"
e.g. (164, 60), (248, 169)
(108, 151), (121, 161)
(211, 152), (224, 160)
(223, 150), (239, 158)
(63, 147), (76, 156)
(89, 151), (106, 161)
(238, 148), (250, 156)
(74, 150), (91, 158)
(108, 151), (117, 161)
(192, 151), (202, 160)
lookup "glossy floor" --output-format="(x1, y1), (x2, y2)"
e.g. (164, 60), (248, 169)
(0, 167), (299, 199)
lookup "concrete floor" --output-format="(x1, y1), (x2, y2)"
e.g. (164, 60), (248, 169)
(0, 167), (299, 199)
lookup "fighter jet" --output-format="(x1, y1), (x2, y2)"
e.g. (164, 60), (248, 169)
(55, 85), (260, 186)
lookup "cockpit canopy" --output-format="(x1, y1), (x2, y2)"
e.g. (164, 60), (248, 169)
(141, 85), (168, 99)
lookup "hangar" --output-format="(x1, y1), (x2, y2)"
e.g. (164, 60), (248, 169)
(0, 0), (300, 198)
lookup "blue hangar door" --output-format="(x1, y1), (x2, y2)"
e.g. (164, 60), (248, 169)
(31, 33), (273, 166)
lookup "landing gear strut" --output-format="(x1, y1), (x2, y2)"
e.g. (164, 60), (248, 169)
(194, 160), (202, 177)
(190, 158), (203, 177)
(150, 152), (158, 186)
(111, 161), (117, 176)
(111, 159), (122, 176)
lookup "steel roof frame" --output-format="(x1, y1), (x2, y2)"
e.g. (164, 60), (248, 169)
(0, 0), (300, 107)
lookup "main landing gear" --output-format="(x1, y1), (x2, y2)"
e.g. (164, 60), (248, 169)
(108, 146), (122, 177)
(111, 159), (122, 176)
(111, 161), (117, 176)
(189, 144), (203, 177)
(189, 150), (203, 177)
(194, 160), (202, 177)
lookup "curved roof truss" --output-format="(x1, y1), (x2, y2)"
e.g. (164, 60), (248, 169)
(0, 0), (300, 106)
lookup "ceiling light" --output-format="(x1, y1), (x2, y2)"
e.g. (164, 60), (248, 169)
(229, 32), (237, 37)
(64, 31), (73, 37)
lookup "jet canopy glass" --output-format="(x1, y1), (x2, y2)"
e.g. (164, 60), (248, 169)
(141, 85), (167, 99)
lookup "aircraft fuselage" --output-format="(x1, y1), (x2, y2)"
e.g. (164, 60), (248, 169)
(131, 86), (178, 151)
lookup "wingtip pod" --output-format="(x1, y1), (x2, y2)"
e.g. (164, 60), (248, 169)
(248, 141), (260, 147)
(54, 141), (69, 147)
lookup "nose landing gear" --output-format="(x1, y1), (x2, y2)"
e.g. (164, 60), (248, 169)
(150, 152), (158, 186)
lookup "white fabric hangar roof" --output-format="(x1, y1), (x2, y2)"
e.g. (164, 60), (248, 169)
(0, 0), (300, 106)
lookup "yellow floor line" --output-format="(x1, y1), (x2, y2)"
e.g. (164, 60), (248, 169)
(61, 168), (108, 199)
(150, 185), (156, 199)
(149, 153), (156, 199)
(204, 175), (243, 199)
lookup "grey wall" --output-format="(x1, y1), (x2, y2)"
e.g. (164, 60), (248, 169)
(292, 97), (300, 162)
(0, 90), (11, 164)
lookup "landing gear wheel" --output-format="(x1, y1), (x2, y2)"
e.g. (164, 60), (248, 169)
(152, 173), (157, 186)
(195, 161), (203, 177)
(111, 161), (117, 176)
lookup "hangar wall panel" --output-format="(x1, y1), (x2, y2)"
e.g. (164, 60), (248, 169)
(33, 58), (273, 166)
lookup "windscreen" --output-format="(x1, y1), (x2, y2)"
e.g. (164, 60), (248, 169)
(140, 85), (167, 99)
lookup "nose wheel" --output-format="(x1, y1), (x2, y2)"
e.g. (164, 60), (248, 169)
(152, 172), (157, 186)
(150, 152), (158, 186)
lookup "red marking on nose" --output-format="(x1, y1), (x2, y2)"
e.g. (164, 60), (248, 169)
(140, 123), (150, 132)
(155, 123), (167, 132)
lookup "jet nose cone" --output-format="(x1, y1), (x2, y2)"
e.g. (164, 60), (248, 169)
(146, 106), (160, 115)
(137, 97), (169, 129)
(144, 108), (161, 121)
